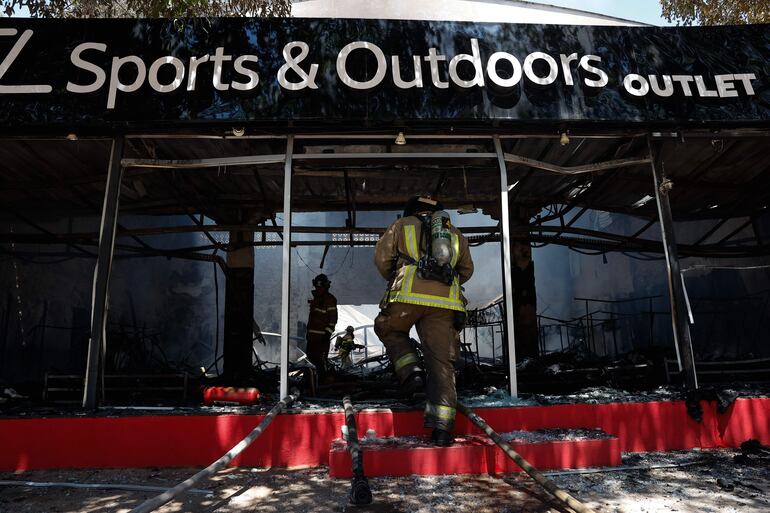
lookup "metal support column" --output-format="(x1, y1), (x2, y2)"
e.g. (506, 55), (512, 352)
(223, 231), (255, 380)
(83, 136), (125, 408)
(279, 136), (294, 400)
(494, 136), (519, 397)
(648, 137), (698, 390)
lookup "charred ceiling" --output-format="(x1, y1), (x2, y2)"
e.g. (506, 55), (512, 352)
(1, 132), (769, 260)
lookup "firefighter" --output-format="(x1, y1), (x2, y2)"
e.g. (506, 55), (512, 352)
(335, 326), (364, 369)
(374, 196), (474, 447)
(306, 273), (338, 376)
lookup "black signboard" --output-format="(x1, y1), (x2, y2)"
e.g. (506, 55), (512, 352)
(0, 17), (768, 131)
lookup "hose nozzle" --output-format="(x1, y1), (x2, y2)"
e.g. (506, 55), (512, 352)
(349, 476), (372, 505)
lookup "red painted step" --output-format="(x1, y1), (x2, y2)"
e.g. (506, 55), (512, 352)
(329, 428), (621, 478)
(487, 429), (622, 474)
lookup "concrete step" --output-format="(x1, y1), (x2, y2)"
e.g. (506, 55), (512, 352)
(329, 428), (621, 478)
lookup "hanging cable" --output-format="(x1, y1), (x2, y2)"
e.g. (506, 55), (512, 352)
(294, 247), (319, 274)
(294, 245), (353, 278)
(328, 246), (353, 276)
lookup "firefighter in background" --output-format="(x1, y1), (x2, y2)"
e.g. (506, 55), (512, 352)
(306, 273), (337, 376)
(374, 196), (474, 447)
(512, 241), (539, 360)
(335, 325), (365, 369)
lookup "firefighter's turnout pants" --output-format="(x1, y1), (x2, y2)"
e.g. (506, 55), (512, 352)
(375, 302), (459, 431)
(306, 333), (330, 374)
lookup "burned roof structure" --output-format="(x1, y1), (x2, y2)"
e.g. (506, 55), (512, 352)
(3, 134), (769, 255)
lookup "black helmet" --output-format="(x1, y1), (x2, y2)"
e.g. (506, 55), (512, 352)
(312, 273), (331, 288)
(403, 196), (444, 217)
(346, 325), (354, 332)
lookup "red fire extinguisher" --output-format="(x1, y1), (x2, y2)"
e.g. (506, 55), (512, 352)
(203, 386), (261, 405)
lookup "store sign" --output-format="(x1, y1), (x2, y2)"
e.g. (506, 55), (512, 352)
(0, 18), (767, 129)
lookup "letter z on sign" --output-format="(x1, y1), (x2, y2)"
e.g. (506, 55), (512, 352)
(0, 29), (52, 93)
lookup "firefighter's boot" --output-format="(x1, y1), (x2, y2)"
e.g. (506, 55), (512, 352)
(400, 371), (426, 401)
(431, 428), (454, 447)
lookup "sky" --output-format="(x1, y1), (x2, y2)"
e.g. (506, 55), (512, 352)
(534, 0), (675, 26)
(11, 1), (676, 25)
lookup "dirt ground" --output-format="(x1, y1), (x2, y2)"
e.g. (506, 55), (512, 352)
(1, 449), (768, 513)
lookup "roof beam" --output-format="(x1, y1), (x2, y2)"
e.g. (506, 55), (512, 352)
(694, 217), (731, 245)
(716, 217), (755, 245)
(503, 153), (650, 175)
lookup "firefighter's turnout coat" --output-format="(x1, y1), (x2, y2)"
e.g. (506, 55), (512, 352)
(374, 216), (473, 310)
(307, 290), (338, 337)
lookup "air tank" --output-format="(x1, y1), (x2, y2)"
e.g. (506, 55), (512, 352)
(430, 210), (454, 265)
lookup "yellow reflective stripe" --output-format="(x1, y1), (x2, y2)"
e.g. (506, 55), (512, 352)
(398, 288), (463, 303)
(388, 261), (466, 311)
(387, 271), (465, 310)
(308, 329), (326, 335)
(402, 264), (416, 294)
(394, 352), (419, 372)
(313, 308), (326, 313)
(327, 306), (337, 310)
(399, 271), (452, 301)
(450, 277), (461, 301)
(406, 288), (447, 298)
(325, 327), (334, 333)
(403, 291), (461, 302)
(425, 402), (456, 420)
(387, 295), (465, 312)
(450, 233), (459, 267)
(404, 225), (419, 260)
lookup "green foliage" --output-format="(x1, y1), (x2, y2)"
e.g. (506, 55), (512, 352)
(2, 0), (292, 18)
(660, 0), (770, 25)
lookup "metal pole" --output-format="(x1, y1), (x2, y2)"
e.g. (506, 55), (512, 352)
(648, 297), (654, 350)
(82, 136), (124, 409)
(601, 320), (608, 356)
(537, 313), (543, 356)
(492, 327), (496, 363)
(279, 136), (294, 400)
(648, 137), (698, 390)
(494, 136), (518, 397)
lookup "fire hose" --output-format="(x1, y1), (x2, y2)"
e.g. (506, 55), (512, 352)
(129, 392), (298, 513)
(457, 401), (599, 513)
(342, 395), (373, 505)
